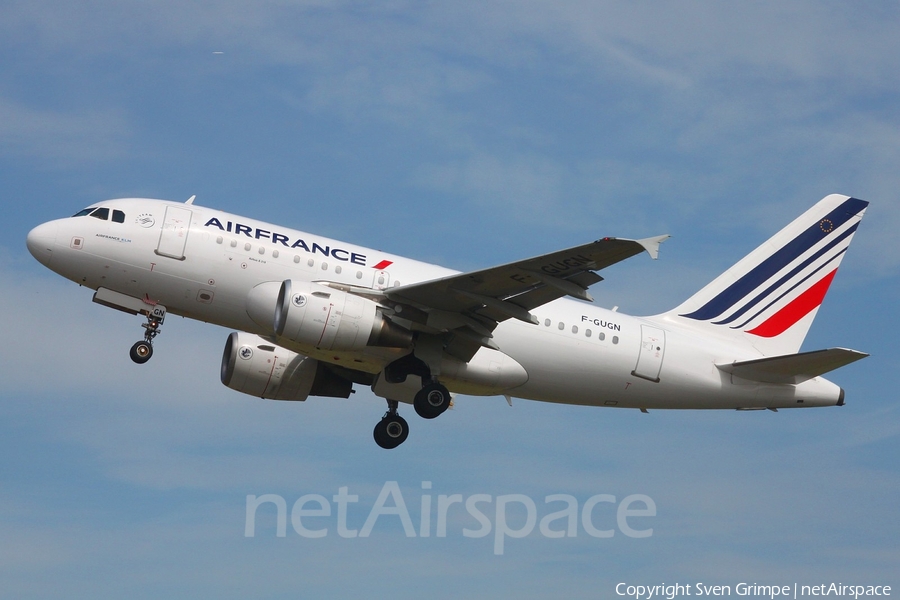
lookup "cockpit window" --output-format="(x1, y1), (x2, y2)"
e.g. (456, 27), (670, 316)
(73, 206), (124, 222)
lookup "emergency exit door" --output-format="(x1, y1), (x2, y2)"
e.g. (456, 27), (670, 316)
(632, 325), (666, 382)
(156, 206), (192, 260)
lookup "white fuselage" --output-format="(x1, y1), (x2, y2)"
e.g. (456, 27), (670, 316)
(27, 198), (843, 410)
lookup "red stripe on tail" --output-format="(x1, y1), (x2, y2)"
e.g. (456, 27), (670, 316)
(746, 270), (837, 338)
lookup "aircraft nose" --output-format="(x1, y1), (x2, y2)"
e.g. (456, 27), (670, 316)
(26, 221), (58, 267)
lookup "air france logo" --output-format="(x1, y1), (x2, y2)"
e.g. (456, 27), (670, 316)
(204, 217), (368, 266)
(239, 346), (253, 360)
(292, 294), (307, 308)
(137, 214), (155, 228)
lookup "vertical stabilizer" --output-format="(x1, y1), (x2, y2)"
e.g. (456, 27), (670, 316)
(661, 194), (868, 356)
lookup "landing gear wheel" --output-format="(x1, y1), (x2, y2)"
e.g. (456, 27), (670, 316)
(129, 306), (165, 364)
(130, 340), (153, 364)
(374, 414), (409, 449)
(414, 382), (451, 419)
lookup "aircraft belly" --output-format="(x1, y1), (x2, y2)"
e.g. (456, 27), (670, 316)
(493, 319), (642, 407)
(439, 347), (529, 395)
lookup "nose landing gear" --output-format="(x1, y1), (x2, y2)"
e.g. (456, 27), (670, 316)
(129, 306), (165, 364)
(129, 339), (153, 363)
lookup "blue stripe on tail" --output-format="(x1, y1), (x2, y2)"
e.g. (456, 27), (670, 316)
(681, 197), (868, 322)
(712, 223), (857, 326)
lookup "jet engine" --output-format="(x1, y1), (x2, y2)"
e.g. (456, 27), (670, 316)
(273, 280), (412, 351)
(221, 331), (352, 400)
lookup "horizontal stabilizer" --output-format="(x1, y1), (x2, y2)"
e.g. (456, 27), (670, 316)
(717, 347), (868, 384)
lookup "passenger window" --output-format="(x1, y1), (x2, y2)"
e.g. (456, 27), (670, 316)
(112, 210), (125, 223)
(90, 208), (109, 220)
(612, 336), (619, 345)
(571, 325), (578, 334)
(558, 322), (565, 331)
(544, 318), (551, 327)
(585, 329), (592, 338)
(599, 332), (606, 341)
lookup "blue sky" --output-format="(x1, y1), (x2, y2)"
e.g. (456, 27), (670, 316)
(1, 2), (898, 598)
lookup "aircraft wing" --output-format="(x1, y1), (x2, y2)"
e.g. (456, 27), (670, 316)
(384, 235), (668, 357)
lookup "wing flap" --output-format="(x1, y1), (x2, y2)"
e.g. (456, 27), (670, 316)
(387, 236), (665, 316)
(717, 347), (868, 384)
(380, 235), (666, 360)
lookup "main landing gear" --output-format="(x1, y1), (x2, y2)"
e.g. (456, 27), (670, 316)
(373, 353), (453, 449)
(373, 401), (409, 450)
(413, 380), (452, 419)
(129, 306), (166, 364)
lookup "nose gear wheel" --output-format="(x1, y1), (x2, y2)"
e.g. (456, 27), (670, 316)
(129, 309), (164, 364)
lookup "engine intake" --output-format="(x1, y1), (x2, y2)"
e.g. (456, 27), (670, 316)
(274, 280), (412, 351)
(221, 332), (352, 400)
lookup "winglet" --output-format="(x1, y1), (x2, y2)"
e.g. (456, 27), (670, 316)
(636, 235), (670, 260)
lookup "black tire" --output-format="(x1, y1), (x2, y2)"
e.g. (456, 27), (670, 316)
(414, 382), (451, 419)
(130, 340), (153, 364)
(374, 414), (409, 449)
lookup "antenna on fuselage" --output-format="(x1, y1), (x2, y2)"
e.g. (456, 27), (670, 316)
(185, 195), (196, 205)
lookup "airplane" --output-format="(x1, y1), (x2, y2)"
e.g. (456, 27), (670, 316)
(26, 193), (869, 448)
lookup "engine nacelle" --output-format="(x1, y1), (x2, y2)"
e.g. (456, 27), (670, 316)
(274, 280), (412, 351)
(220, 332), (352, 400)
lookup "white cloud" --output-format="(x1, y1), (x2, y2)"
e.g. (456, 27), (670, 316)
(410, 153), (565, 215)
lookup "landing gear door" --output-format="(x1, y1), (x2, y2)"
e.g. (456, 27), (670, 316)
(156, 206), (192, 260)
(632, 325), (665, 383)
(150, 304), (166, 325)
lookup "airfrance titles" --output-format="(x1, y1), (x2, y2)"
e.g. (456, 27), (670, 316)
(204, 217), (367, 266)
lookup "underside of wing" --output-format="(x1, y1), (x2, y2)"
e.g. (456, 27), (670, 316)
(381, 235), (668, 360)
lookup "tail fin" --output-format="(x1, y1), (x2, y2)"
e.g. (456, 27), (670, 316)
(662, 194), (868, 356)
